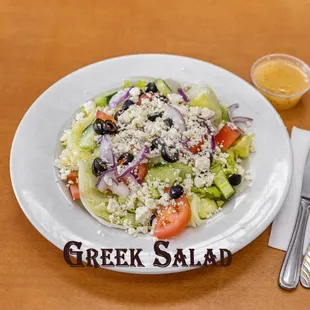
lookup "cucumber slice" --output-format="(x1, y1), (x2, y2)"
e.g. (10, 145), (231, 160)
(213, 169), (235, 199)
(94, 90), (117, 107)
(198, 198), (218, 219)
(154, 79), (173, 96)
(79, 124), (96, 150)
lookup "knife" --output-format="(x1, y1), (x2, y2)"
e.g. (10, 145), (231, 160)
(300, 242), (310, 287)
(279, 150), (310, 290)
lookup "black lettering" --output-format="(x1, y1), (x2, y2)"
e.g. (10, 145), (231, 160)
(202, 249), (218, 266)
(172, 249), (188, 267)
(220, 249), (232, 267)
(63, 241), (84, 267)
(101, 249), (115, 267)
(153, 241), (171, 267)
(189, 248), (202, 267)
(130, 249), (145, 267)
(115, 249), (129, 266)
(86, 248), (100, 268)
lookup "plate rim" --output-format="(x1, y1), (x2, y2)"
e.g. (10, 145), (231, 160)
(10, 53), (293, 274)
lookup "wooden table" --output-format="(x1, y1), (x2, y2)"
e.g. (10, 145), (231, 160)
(1, 0), (310, 309)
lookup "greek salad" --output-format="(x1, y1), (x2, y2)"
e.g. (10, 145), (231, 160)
(56, 79), (254, 239)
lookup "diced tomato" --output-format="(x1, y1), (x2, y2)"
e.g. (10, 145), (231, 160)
(134, 163), (148, 181)
(189, 140), (205, 154)
(96, 110), (116, 123)
(214, 124), (241, 151)
(69, 184), (80, 200)
(137, 94), (152, 105)
(154, 196), (191, 239)
(67, 171), (78, 184)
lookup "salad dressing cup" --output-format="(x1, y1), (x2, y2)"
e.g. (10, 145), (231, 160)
(251, 54), (310, 110)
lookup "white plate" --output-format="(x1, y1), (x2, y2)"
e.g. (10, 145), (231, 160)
(10, 54), (292, 274)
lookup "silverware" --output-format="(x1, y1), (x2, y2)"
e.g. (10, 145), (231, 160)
(279, 151), (310, 290)
(300, 243), (310, 287)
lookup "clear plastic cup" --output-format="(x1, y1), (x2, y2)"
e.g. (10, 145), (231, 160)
(251, 54), (310, 110)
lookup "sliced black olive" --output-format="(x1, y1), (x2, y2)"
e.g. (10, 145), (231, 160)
(148, 112), (164, 122)
(92, 158), (108, 176)
(105, 120), (117, 134)
(164, 118), (173, 128)
(151, 138), (165, 150)
(118, 152), (134, 165)
(161, 146), (179, 163)
(93, 118), (106, 135)
(122, 99), (135, 111)
(114, 110), (123, 121)
(169, 185), (184, 199)
(149, 214), (156, 225)
(145, 82), (158, 93)
(159, 95), (168, 103)
(228, 174), (242, 186)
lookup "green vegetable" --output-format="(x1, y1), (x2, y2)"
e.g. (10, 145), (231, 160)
(147, 163), (193, 185)
(223, 152), (239, 178)
(216, 200), (225, 208)
(135, 80), (148, 90)
(213, 169), (235, 199)
(79, 124), (96, 150)
(94, 90), (117, 107)
(78, 159), (111, 221)
(154, 79), (173, 96)
(191, 186), (222, 200)
(221, 105), (229, 122)
(189, 86), (222, 125)
(197, 198), (218, 219)
(188, 194), (218, 227)
(67, 111), (96, 150)
(230, 135), (254, 159)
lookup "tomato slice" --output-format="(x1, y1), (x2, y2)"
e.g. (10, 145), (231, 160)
(214, 124), (241, 151)
(134, 163), (148, 181)
(137, 94), (152, 105)
(154, 196), (191, 239)
(67, 171), (78, 184)
(69, 184), (80, 200)
(189, 139), (205, 154)
(96, 110), (116, 123)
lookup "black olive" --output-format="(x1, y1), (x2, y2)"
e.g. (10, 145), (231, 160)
(151, 138), (165, 150)
(114, 110), (123, 121)
(159, 95), (168, 103)
(164, 118), (173, 128)
(92, 158), (108, 176)
(161, 146), (179, 163)
(148, 112), (163, 122)
(169, 185), (184, 199)
(145, 82), (158, 93)
(105, 120), (117, 134)
(93, 118), (106, 135)
(228, 174), (242, 186)
(122, 99), (135, 111)
(118, 152), (134, 165)
(149, 214), (156, 225)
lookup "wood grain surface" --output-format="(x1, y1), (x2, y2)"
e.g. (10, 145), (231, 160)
(1, 0), (310, 309)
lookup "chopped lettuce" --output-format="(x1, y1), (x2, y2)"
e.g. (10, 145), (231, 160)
(230, 135), (254, 159)
(191, 186), (222, 200)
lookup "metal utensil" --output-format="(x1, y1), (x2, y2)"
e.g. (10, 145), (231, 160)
(300, 242), (310, 287)
(279, 151), (310, 290)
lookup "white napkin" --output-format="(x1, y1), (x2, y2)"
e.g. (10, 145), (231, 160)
(269, 126), (310, 254)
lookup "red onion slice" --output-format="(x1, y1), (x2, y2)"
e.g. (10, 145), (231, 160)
(118, 146), (149, 178)
(177, 88), (190, 102)
(109, 87), (132, 109)
(210, 135), (215, 154)
(165, 104), (186, 133)
(95, 167), (117, 192)
(100, 135), (115, 166)
(232, 116), (253, 123)
(227, 103), (239, 122)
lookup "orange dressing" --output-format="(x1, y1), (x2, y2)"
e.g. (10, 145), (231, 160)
(253, 59), (309, 110)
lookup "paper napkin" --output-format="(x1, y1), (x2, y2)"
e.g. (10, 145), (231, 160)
(269, 126), (310, 254)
